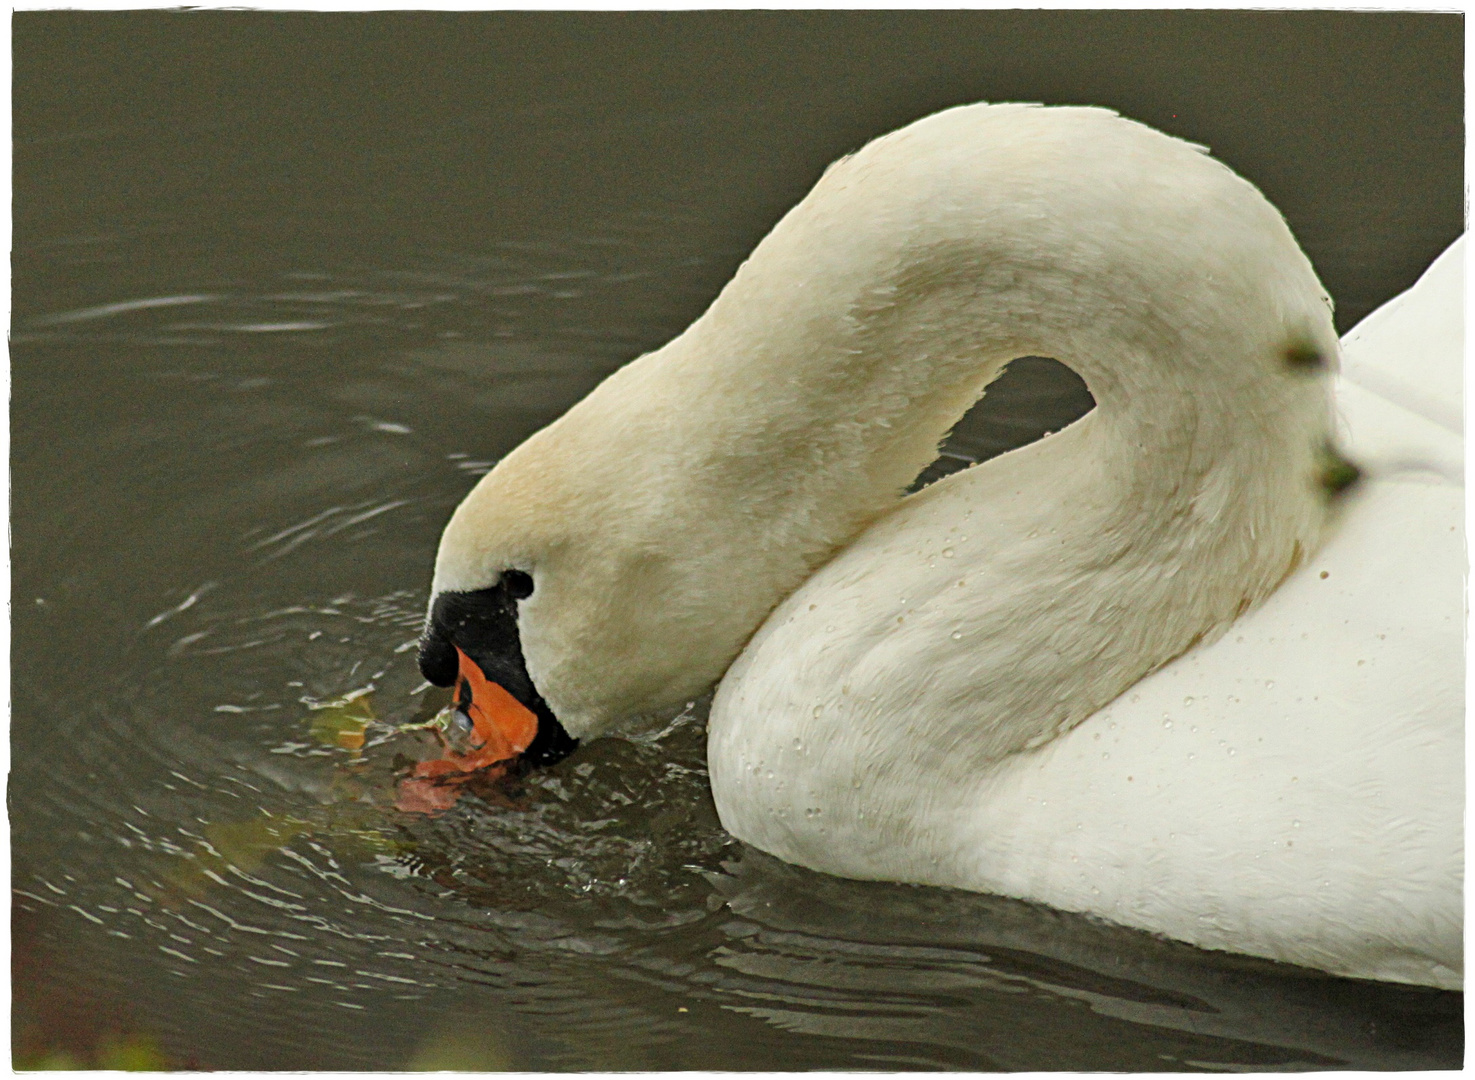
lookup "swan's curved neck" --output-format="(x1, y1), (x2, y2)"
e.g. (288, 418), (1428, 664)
(662, 106), (1338, 602)
(697, 111), (1346, 853)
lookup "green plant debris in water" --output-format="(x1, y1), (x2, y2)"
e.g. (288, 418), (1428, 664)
(156, 813), (314, 902)
(308, 688), (377, 750)
(150, 690), (423, 904)
(154, 809), (409, 905)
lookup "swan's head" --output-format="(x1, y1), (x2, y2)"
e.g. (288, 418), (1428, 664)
(418, 438), (651, 764)
(417, 371), (819, 762)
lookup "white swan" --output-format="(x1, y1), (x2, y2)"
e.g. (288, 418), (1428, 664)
(420, 104), (1463, 989)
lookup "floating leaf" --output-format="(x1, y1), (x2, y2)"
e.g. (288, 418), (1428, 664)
(308, 690), (376, 750)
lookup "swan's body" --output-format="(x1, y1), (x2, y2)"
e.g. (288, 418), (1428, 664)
(426, 104), (1463, 989)
(711, 241), (1463, 990)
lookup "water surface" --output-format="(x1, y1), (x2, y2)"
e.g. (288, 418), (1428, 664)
(12, 11), (1463, 1069)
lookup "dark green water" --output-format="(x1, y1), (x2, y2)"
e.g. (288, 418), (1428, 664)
(12, 11), (1462, 1070)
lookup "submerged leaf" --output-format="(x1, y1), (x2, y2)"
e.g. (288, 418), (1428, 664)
(156, 813), (312, 903)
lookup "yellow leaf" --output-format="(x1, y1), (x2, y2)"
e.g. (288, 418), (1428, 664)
(308, 691), (376, 750)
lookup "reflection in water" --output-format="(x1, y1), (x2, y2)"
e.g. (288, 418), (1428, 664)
(13, 10), (1461, 1071)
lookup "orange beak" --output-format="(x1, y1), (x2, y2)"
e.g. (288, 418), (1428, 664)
(398, 647), (541, 811)
(451, 646), (539, 765)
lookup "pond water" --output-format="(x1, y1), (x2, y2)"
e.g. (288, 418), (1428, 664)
(12, 11), (1463, 1070)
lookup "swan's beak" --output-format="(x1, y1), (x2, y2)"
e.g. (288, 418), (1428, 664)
(446, 645), (539, 764)
(416, 585), (579, 771)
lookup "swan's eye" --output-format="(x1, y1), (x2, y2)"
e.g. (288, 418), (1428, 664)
(503, 569), (534, 600)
